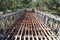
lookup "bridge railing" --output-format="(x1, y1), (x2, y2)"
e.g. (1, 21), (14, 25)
(35, 10), (60, 33)
(0, 9), (24, 29)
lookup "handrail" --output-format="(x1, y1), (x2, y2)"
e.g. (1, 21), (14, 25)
(0, 9), (25, 29)
(35, 10), (60, 22)
(0, 10), (24, 18)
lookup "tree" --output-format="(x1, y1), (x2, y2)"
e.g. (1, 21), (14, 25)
(21, 0), (32, 7)
(52, 0), (60, 10)
(0, 0), (8, 14)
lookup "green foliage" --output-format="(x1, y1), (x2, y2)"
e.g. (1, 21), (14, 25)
(0, 0), (60, 15)
(36, 0), (60, 16)
(0, 0), (21, 14)
(21, 0), (31, 4)
(20, 0), (32, 8)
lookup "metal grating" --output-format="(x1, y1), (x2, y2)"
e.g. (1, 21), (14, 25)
(2, 11), (57, 40)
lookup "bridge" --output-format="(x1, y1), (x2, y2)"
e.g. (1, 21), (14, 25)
(0, 8), (60, 40)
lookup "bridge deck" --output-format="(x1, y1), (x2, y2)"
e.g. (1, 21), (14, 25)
(1, 11), (57, 40)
